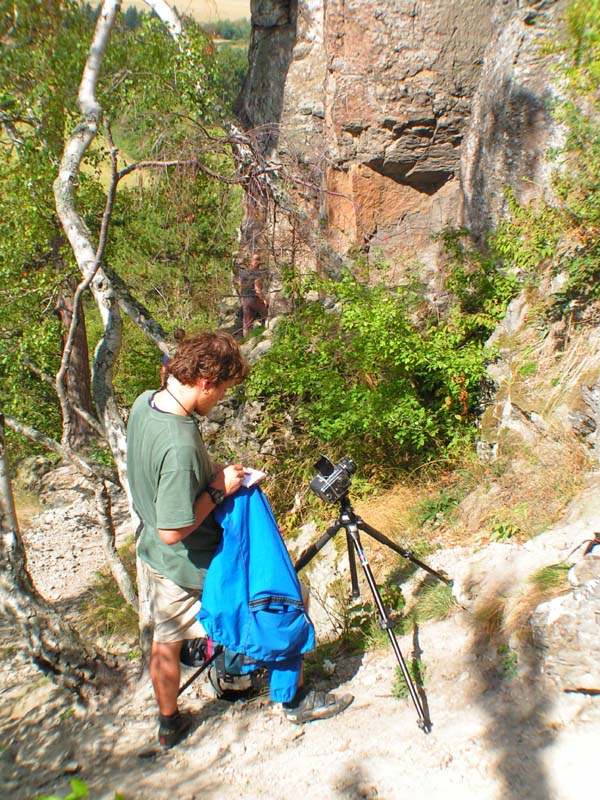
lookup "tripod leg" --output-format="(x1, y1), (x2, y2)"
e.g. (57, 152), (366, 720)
(346, 531), (360, 600)
(177, 646), (223, 697)
(357, 519), (452, 586)
(346, 523), (432, 733)
(294, 520), (343, 572)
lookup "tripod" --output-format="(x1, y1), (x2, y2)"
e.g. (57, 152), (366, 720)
(295, 494), (452, 733)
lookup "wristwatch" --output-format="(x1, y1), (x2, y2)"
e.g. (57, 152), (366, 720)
(206, 485), (226, 506)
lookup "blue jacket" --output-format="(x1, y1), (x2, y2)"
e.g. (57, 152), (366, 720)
(198, 486), (315, 702)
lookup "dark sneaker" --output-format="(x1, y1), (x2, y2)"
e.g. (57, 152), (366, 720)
(283, 688), (354, 724)
(157, 711), (193, 749)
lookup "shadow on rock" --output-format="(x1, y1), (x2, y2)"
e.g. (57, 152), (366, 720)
(469, 601), (557, 800)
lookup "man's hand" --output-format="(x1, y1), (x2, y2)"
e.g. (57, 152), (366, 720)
(211, 463), (246, 496)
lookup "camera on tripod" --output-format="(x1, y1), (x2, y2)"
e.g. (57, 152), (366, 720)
(309, 455), (357, 504)
(299, 452), (451, 733)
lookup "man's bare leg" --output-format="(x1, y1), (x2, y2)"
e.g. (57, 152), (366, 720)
(150, 640), (182, 715)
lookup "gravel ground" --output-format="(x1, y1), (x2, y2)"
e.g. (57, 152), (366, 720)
(1, 466), (599, 800)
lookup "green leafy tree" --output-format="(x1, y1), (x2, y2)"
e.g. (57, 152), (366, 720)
(0, 0), (249, 698)
(0, 0), (97, 449)
(0, 2), (243, 454)
(202, 17), (251, 41)
(123, 4), (143, 30)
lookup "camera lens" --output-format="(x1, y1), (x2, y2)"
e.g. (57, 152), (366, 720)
(339, 457), (357, 476)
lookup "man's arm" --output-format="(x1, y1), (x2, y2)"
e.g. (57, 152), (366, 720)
(158, 462), (246, 544)
(253, 277), (268, 306)
(158, 490), (218, 544)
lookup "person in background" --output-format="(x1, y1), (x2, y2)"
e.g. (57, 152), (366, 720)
(159, 327), (186, 388)
(239, 253), (268, 337)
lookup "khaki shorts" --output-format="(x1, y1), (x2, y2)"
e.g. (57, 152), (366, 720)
(146, 566), (310, 644)
(300, 582), (310, 609)
(146, 565), (207, 644)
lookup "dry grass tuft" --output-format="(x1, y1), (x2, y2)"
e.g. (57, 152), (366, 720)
(472, 594), (507, 640)
(502, 563), (571, 637)
(354, 484), (420, 539)
(78, 540), (139, 643)
(437, 434), (589, 547)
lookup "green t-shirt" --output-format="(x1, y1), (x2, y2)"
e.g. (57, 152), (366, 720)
(126, 390), (222, 588)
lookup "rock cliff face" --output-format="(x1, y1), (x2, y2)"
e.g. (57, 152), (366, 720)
(237, 0), (566, 282)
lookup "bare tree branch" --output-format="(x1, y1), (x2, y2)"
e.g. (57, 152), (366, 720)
(95, 481), (139, 611)
(3, 414), (138, 611)
(23, 355), (105, 437)
(1, 413), (118, 704)
(3, 415), (112, 484)
(117, 158), (247, 185)
(0, 111), (25, 146)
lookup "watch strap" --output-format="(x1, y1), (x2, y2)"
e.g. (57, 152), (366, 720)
(206, 486), (225, 506)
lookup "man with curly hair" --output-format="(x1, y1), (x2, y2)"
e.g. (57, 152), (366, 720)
(127, 330), (249, 748)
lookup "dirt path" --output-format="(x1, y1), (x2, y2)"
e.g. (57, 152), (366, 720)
(1, 470), (599, 800)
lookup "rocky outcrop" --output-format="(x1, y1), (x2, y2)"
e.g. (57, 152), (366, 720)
(321, 0), (492, 191)
(531, 554), (600, 693)
(238, 0), (566, 282)
(460, 0), (564, 244)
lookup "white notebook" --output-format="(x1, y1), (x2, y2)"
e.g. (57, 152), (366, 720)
(242, 468), (266, 488)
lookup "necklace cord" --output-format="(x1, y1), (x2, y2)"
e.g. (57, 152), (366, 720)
(164, 386), (193, 417)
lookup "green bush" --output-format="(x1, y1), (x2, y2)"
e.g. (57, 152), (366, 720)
(484, 1), (600, 305)
(414, 489), (460, 529)
(248, 267), (507, 473)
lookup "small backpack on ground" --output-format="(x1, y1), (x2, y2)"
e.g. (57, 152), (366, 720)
(180, 638), (268, 700)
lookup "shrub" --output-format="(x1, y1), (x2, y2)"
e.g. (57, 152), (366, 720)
(248, 269), (503, 474)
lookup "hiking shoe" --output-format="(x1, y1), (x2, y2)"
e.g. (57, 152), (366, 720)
(283, 688), (354, 724)
(157, 711), (193, 749)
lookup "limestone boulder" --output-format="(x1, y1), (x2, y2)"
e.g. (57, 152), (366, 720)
(530, 554), (600, 692)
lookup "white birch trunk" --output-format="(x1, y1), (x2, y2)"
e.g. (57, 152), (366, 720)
(53, 0), (184, 659)
(143, 0), (181, 38)
(53, 0), (129, 488)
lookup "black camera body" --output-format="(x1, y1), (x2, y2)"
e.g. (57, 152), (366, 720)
(309, 455), (357, 504)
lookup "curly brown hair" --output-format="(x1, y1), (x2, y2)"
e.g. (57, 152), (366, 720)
(169, 331), (249, 387)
